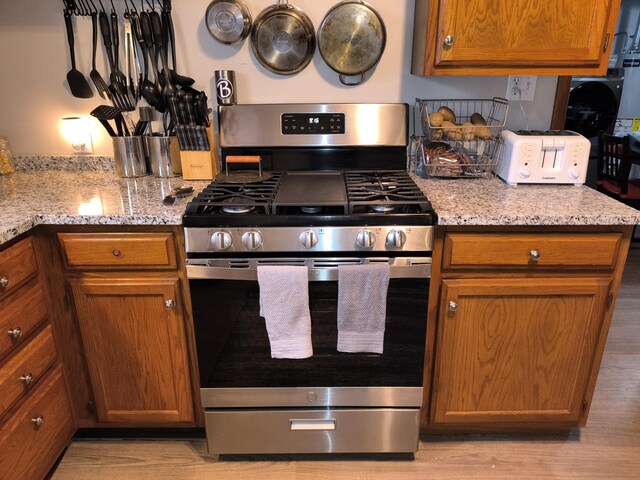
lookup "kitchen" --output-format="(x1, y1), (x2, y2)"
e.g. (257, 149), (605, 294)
(1, 0), (640, 479)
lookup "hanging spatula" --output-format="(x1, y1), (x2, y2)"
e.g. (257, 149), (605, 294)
(64, 10), (93, 98)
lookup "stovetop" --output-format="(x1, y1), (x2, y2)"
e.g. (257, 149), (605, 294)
(183, 170), (435, 228)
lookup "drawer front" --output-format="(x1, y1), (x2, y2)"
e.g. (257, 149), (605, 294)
(0, 279), (49, 361)
(205, 408), (420, 454)
(443, 233), (622, 269)
(0, 324), (58, 419)
(0, 365), (75, 480)
(58, 233), (177, 269)
(0, 237), (39, 300)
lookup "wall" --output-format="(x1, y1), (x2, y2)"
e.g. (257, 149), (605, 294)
(0, 0), (558, 156)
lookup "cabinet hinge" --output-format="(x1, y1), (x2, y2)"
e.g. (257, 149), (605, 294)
(603, 33), (611, 52)
(582, 399), (588, 413)
(87, 400), (96, 415)
(606, 291), (614, 309)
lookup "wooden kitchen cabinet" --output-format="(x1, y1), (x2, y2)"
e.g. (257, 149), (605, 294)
(411, 0), (621, 76)
(56, 230), (197, 427)
(69, 274), (194, 425)
(423, 227), (632, 433)
(0, 237), (76, 480)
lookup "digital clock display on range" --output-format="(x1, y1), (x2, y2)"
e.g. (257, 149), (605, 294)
(281, 113), (345, 135)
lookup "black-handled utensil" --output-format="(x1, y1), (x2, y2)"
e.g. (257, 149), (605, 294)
(90, 105), (121, 136)
(162, 7), (194, 87)
(140, 11), (166, 112)
(89, 12), (109, 99)
(150, 10), (175, 99)
(162, 185), (194, 206)
(64, 10), (93, 98)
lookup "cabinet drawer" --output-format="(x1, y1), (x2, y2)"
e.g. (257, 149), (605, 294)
(58, 233), (177, 269)
(0, 237), (39, 300)
(443, 233), (622, 270)
(0, 324), (58, 419)
(0, 279), (49, 361)
(0, 365), (75, 480)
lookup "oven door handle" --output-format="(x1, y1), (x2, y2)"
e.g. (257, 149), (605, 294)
(187, 258), (431, 281)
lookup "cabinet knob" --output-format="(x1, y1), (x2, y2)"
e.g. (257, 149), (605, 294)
(20, 374), (34, 385)
(530, 249), (541, 261)
(112, 249), (121, 257)
(31, 415), (44, 429)
(444, 35), (455, 47)
(7, 328), (22, 339)
(165, 299), (176, 309)
(448, 301), (459, 312)
(0, 276), (9, 288)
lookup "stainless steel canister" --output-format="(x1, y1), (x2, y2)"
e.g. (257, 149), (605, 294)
(214, 70), (237, 105)
(112, 136), (148, 178)
(146, 135), (182, 177)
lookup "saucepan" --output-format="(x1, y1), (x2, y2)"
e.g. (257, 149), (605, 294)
(251, 0), (315, 75)
(318, 0), (386, 85)
(206, 0), (252, 45)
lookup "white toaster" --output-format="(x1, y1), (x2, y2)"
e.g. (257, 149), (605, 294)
(495, 130), (591, 185)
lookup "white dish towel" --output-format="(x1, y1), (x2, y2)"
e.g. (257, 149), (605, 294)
(337, 263), (390, 354)
(257, 265), (313, 359)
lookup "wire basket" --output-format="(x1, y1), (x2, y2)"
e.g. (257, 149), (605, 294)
(412, 98), (508, 178)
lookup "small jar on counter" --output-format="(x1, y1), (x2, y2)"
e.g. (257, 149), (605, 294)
(0, 136), (16, 175)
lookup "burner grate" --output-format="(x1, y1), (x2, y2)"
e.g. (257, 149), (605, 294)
(184, 173), (283, 215)
(345, 170), (431, 214)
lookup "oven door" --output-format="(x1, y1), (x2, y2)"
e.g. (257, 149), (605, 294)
(188, 256), (430, 409)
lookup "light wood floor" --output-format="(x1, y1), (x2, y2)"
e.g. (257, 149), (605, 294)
(52, 247), (640, 480)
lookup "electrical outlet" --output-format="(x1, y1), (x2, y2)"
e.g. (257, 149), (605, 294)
(506, 75), (537, 101)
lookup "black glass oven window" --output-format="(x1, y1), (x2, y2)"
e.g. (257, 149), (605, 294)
(190, 278), (428, 388)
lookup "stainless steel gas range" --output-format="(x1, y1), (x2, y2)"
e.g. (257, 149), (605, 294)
(183, 103), (435, 455)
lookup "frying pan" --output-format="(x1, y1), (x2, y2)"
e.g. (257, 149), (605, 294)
(318, 0), (386, 86)
(216, 156), (274, 183)
(251, 0), (315, 75)
(206, 0), (252, 45)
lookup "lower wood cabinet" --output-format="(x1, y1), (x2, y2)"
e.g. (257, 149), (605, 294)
(431, 277), (610, 425)
(69, 275), (194, 425)
(424, 227), (632, 433)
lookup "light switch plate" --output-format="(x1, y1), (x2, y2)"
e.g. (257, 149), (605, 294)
(506, 76), (537, 101)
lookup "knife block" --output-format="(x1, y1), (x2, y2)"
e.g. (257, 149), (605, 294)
(179, 125), (220, 180)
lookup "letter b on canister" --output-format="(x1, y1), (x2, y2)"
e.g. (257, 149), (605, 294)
(215, 70), (237, 105)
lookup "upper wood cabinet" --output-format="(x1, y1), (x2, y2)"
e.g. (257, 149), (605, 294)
(411, 0), (622, 76)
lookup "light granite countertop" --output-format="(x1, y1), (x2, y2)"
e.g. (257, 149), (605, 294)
(1, 163), (640, 245)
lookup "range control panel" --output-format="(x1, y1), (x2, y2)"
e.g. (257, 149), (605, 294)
(281, 113), (345, 135)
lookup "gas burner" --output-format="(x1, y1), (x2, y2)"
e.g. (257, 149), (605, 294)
(371, 205), (397, 213)
(222, 205), (256, 214)
(301, 206), (323, 213)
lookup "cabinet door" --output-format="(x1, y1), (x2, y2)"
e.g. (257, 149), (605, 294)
(434, 0), (614, 69)
(431, 277), (609, 425)
(70, 276), (194, 424)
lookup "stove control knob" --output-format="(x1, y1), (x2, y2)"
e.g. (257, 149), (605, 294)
(356, 229), (376, 249)
(386, 229), (407, 248)
(299, 230), (319, 249)
(211, 231), (233, 251)
(242, 231), (263, 250)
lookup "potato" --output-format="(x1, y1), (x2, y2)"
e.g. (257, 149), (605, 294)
(438, 106), (456, 123)
(475, 126), (493, 140)
(461, 122), (476, 141)
(429, 128), (443, 140)
(428, 112), (444, 127)
(470, 113), (487, 125)
(442, 120), (463, 141)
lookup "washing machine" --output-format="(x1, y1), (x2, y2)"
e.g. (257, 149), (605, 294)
(564, 68), (625, 187)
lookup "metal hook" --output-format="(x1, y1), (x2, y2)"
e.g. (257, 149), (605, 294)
(109, 0), (116, 13)
(144, 0), (154, 11)
(98, 0), (106, 13)
(87, 0), (97, 14)
(78, 0), (90, 16)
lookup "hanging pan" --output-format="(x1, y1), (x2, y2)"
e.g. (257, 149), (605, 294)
(205, 0), (252, 45)
(318, 0), (386, 86)
(251, 0), (315, 75)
